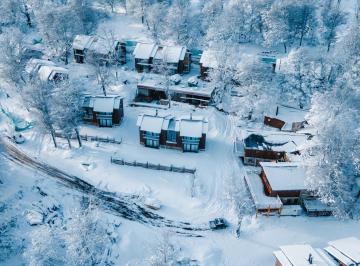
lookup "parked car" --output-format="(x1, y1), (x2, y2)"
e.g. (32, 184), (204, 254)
(209, 218), (228, 230)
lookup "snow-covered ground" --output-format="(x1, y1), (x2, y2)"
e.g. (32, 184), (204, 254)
(1, 8), (360, 266)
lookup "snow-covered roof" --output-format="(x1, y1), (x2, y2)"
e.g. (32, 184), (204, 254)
(137, 113), (208, 137)
(88, 38), (118, 55)
(274, 245), (334, 266)
(73, 35), (95, 50)
(25, 59), (56, 74)
(152, 45), (187, 63)
(325, 237), (360, 265)
(260, 162), (306, 192)
(242, 130), (311, 153)
(83, 95), (123, 112)
(178, 115), (208, 138)
(133, 43), (158, 59)
(244, 172), (283, 210)
(200, 50), (219, 68)
(137, 114), (167, 134)
(266, 105), (308, 130)
(37, 65), (69, 82)
(302, 199), (333, 213)
(137, 79), (215, 98)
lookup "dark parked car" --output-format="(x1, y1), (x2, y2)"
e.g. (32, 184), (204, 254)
(209, 218), (227, 230)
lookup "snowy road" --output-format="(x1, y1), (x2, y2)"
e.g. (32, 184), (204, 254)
(0, 138), (210, 237)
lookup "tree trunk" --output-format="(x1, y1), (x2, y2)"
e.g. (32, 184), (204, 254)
(283, 43), (287, 53)
(75, 128), (82, 148)
(327, 41), (331, 52)
(23, 3), (32, 28)
(65, 47), (69, 65)
(50, 130), (58, 148)
(102, 84), (107, 96)
(66, 137), (72, 149)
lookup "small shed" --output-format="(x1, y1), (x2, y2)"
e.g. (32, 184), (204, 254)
(324, 237), (360, 266)
(301, 196), (333, 217)
(259, 162), (306, 204)
(264, 105), (308, 132)
(73, 35), (95, 63)
(136, 112), (208, 152)
(199, 50), (219, 80)
(37, 65), (69, 83)
(25, 58), (56, 76)
(133, 42), (158, 72)
(274, 245), (336, 266)
(82, 95), (124, 127)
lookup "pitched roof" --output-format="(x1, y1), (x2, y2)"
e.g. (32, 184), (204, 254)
(274, 245), (334, 266)
(25, 59), (56, 74)
(83, 95), (123, 112)
(133, 43), (158, 59)
(178, 115), (208, 138)
(73, 35), (95, 50)
(200, 50), (219, 68)
(260, 162), (306, 191)
(325, 237), (360, 265)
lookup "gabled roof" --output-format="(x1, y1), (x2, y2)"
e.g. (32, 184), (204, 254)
(83, 95), (123, 112)
(25, 59), (56, 74)
(260, 162), (306, 192)
(178, 115), (208, 138)
(325, 237), (360, 265)
(136, 113), (171, 134)
(73, 35), (95, 50)
(158, 46), (187, 63)
(274, 245), (334, 266)
(133, 43), (158, 59)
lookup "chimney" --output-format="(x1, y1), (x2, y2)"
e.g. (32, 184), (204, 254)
(155, 109), (158, 117)
(308, 253), (313, 264)
(190, 113), (192, 120)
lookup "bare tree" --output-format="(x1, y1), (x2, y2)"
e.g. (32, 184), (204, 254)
(24, 80), (58, 148)
(148, 231), (178, 266)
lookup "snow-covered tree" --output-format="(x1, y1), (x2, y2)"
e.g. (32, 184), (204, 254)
(303, 61), (360, 218)
(36, 5), (83, 64)
(63, 203), (120, 266)
(147, 232), (178, 266)
(264, 0), (318, 52)
(144, 2), (167, 44)
(52, 81), (84, 148)
(320, 0), (347, 52)
(24, 80), (58, 148)
(0, 27), (26, 87)
(23, 225), (65, 266)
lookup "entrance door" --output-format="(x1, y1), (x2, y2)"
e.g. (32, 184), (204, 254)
(145, 138), (159, 148)
(99, 119), (112, 127)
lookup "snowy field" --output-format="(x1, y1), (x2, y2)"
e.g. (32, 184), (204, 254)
(1, 1), (360, 265)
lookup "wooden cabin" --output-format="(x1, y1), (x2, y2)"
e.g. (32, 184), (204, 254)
(136, 79), (214, 106)
(136, 112), (208, 152)
(259, 162), (306, 205)
(235, 131), (311, 166)
(301, 197), (333, 217)
(73, 34), (126, 65)
(274, 245), (336, 266)
(199, 50), (219, 80)
(133, 43), (190, 74)
(82, 95), (124, 127)
(324, 237), (360, 266)
(264, 105), (308, 132)
(37, 65), (69, 83)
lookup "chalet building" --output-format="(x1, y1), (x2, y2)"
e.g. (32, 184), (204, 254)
(260, 162), (306, 205)
(301, 192), (333, 217)
(136, 112), (208, 152)
(324, 237), (360, 266)
(264, 105), (308, 132)
(72, 34), (126, 65)
(38, 65), (69, 83)
(133, 43), (191, 74)
(235, 131), (311, 166)
(274, 245), (336, 266)
(82, 95), (124, 127)
(199, 50), (219, 80)
(136, 79), (214, 106)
